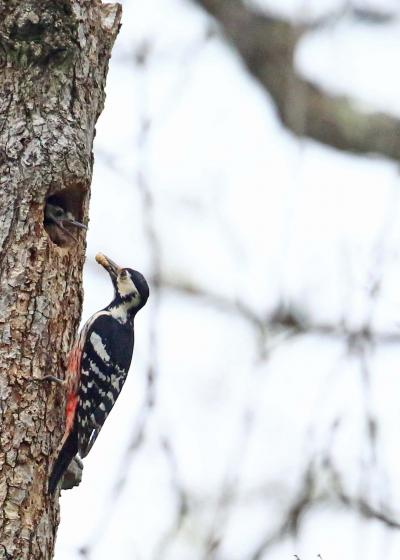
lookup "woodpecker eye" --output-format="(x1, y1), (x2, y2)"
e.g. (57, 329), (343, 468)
(120, 270), (127, 279)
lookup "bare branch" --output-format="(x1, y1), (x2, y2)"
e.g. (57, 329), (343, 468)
(163, 279), (400, 346)
(192, 0), (400, 160)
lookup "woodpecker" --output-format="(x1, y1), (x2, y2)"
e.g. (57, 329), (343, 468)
(44, 202), (87, 245)
(48, 253), (149, 494)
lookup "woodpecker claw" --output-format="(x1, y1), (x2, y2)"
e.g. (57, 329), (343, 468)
(41, 375), (66, 386)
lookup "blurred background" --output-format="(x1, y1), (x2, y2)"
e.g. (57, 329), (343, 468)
(56, 0), (400, 558)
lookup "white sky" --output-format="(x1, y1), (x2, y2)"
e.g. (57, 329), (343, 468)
(55, 1), (400, 559)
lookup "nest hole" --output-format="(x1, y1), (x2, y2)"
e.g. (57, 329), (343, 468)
(44, 187), (86, 248)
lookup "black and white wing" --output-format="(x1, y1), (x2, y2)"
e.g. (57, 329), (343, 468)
(76, 313), (134, 457)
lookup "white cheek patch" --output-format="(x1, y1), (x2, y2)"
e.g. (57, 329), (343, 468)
(118, 276), (140, 299)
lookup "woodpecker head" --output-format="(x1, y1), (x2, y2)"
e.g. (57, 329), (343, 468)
(96, 253), (149, 321)
(44, 203), (87, 244)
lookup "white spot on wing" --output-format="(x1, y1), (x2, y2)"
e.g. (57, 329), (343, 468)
(111, 376), (121, 390)
(89, 360), (107, 381)
(90, 332), (110, 362)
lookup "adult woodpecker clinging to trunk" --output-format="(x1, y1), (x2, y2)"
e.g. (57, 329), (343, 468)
(47, 253), (149, 494)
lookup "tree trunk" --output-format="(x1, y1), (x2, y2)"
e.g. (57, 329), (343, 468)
(0, 1), (121, 558)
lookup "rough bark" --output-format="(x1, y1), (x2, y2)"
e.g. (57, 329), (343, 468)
(194, 0), (400, 160)
(0, 1), (121, 558)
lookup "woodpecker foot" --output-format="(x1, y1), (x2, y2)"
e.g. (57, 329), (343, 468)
(40, 375), (66, 386)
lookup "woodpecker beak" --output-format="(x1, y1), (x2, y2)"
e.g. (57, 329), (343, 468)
(62, 217), (87, 230)
(95, 253), (122, 279)
(55, 218), (86, 243)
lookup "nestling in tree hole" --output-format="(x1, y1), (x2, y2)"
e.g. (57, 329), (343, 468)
(44, 189), (87, 247)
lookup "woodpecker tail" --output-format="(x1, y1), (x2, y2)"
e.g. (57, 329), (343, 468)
(48, 427), (79, 494)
